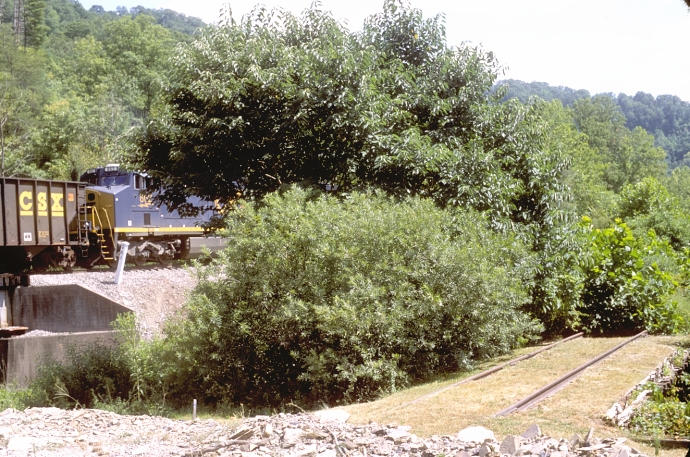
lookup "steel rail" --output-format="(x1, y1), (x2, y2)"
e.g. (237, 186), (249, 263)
(388, 332), (584, 411)
(494, 330), (648, 417)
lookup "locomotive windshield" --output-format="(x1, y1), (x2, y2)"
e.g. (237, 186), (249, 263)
(101, 175), (129, 186)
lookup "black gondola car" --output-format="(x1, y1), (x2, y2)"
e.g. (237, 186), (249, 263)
(0, 178), (86, 273)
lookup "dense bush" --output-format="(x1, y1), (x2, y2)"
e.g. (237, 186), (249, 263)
(30, 341), (132, 409)
(157, 188), (541, 407)
(28, 315), (170, 415)
(629, 373), (690, 437)
(579, 218), (682, 334)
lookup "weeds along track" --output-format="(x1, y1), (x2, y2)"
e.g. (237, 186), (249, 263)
(492, 331), (648, 416)
(387, 331), (650, 416)
(389, 332), (585, 412)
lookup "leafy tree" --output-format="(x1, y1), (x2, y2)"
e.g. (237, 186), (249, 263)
(573, 96), (667, 192)
(665, 165), (690, 210)
(130, 6), (205, 36)
(496, 79), (591, 107)
(0, 24), (49, 176)
(617, 177), (690, 251)
(99, 14), (174, 115)
(132, 1), (568, 234)
(579, 218), (682, 334)
(617, 92), (690, 165)
(24, 0), (48, 47)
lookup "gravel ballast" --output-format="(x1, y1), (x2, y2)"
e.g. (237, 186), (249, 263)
(29, 267), (196, 336)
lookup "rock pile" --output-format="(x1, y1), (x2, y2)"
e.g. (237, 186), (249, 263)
(0, 407), (646, 457)
(606, 349), (689, 427)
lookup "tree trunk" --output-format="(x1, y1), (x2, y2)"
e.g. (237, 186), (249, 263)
(13, 0), (24, 46)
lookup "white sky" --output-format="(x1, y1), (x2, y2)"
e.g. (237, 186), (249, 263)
(80, 0), (690, 102)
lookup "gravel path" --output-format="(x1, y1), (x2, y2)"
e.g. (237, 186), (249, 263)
(29, 267), (197, 336)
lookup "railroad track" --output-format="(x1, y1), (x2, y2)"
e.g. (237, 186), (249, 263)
(28, 262), (185, 276)
(389, 331), (649, 415)
(493, 330), (649, 416)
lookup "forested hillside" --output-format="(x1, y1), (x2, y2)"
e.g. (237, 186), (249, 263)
(497, 79), (690, 166)
(0, 0), (204, 179)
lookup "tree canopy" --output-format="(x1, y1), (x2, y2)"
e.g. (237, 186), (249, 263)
(133, 0), (569, 244)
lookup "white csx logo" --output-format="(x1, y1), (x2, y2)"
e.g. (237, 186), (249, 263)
(19, 191), (66, 217)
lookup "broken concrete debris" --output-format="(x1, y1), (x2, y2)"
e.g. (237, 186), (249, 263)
(0, 407), (647, 457)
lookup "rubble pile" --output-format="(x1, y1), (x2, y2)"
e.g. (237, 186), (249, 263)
(0, 407), (645, 457)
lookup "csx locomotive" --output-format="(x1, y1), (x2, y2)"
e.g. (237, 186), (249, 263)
(0, 164), (224, 274)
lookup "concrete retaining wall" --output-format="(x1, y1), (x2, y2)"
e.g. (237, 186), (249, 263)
(0, 285), (132, 384)
(0, 331), (117, 386)
(12, 285), (131, 332)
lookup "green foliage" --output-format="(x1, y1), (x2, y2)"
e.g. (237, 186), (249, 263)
(617, 177), (673, 219)
(158, 188), (540, 407)
(629, 371), (690, 437)
(497, 79), (591, 107)
(617, 92), (690, 166)
(29, 314), (172, 414)
(0, 1), (198, 180)
(665, 166), (690, 212)
(579, 218), (682, 334)
(497, 80), (690, 168)
(0, 25), (51, 176)
(30, 341), (133, 408)
(617, 178), (690, 250)
(25, 0), (49, 48)
(132, 0), (565, 229)
(0, 385), (32, 410)
(573, 96), (667, 193)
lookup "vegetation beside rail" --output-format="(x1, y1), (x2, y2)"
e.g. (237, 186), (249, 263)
(2, 0), (690, 441)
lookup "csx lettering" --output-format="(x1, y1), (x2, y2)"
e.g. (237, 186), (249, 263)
(37, 192), (48, 216)
(51, 193), (64, 217)
(19, 191), (33, 216)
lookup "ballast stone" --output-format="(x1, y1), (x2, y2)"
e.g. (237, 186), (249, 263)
(313, 408), (350, 423)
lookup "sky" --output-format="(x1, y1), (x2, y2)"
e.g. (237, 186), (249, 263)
(80, 0), (690, 102)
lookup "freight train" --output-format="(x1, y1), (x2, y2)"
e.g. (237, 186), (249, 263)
(0, 164), (224, 274)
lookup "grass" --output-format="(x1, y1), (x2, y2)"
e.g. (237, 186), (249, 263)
(340, 335), (690, 457)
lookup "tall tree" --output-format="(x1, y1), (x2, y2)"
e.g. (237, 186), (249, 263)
(132, 0), (565, 228)
(24, 0), (47, 47)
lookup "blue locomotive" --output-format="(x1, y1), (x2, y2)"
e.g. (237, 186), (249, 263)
(78, 164), (224, 268)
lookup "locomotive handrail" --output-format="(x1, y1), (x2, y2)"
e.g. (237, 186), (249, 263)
(100, 207), (116, 259)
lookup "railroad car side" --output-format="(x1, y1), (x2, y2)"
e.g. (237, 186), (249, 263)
(0, 178), (86, 273)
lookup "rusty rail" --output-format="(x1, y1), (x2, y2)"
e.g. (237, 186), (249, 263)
(494, 331), (648, 417)
(389, 332), (584, 411)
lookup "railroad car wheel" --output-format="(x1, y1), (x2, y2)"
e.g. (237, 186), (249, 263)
(131, 252), (149, 266)
(32, 255), (49, 273)
(157, 252), (174, 266)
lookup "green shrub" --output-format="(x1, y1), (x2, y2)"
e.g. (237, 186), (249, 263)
(29, 315), (172, 414)
(0, 385), (31, 410)
(30, 341), (132, 409)
(579, 218), (682, 334)
(629, 379), (690, 437)
(159, 188), (541, 408)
